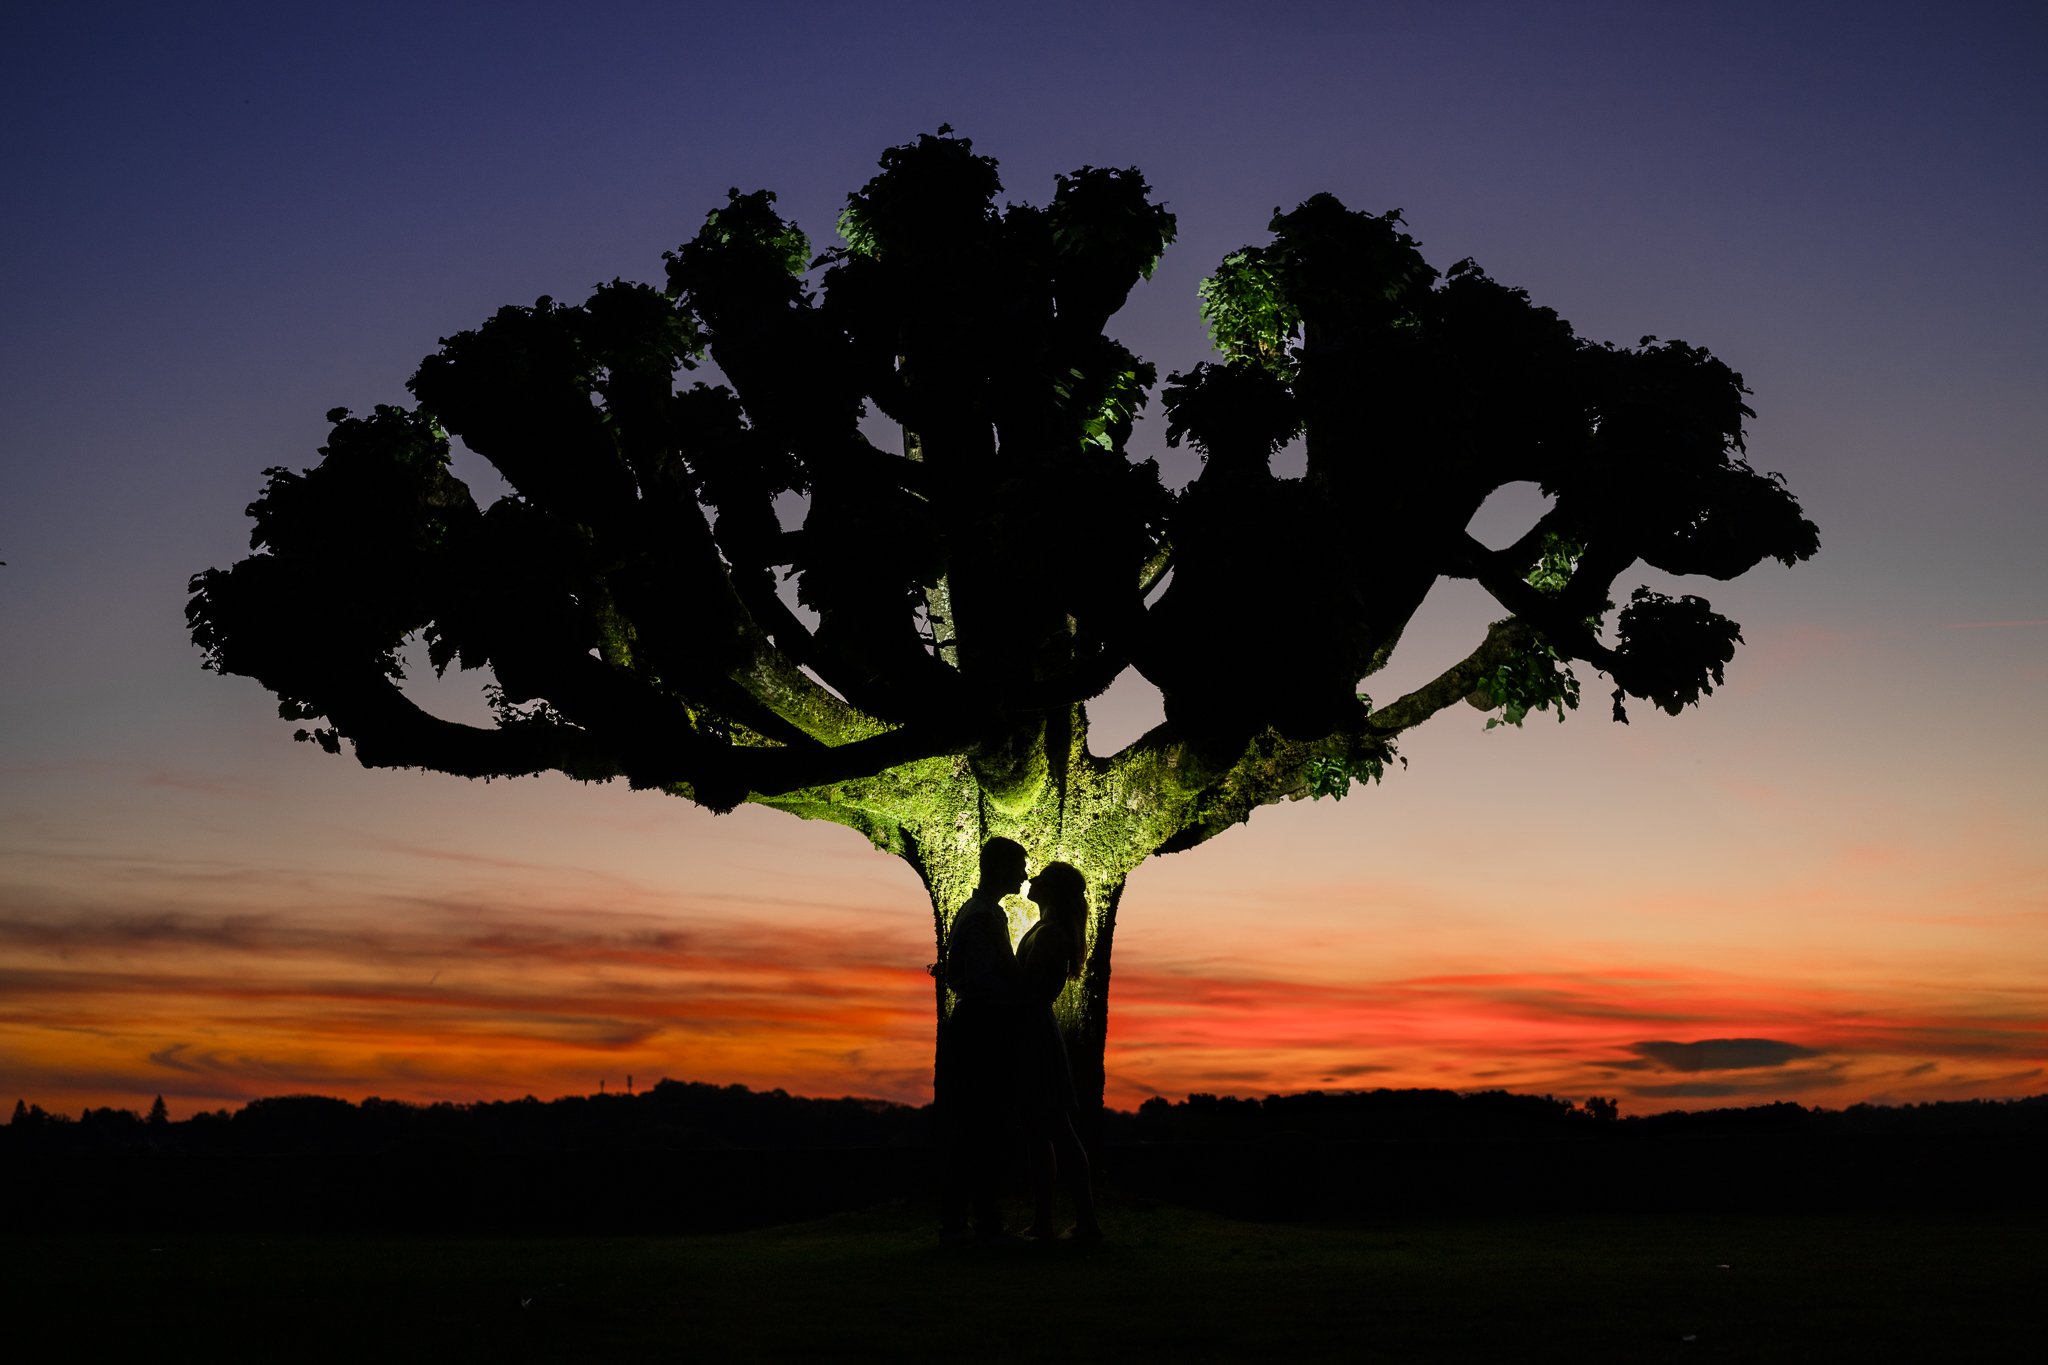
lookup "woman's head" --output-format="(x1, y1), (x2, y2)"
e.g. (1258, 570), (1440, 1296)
(1027, 861), (1089, 980)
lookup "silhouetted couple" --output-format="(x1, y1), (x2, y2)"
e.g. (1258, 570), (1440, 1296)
(937, 836), (1102, 1246)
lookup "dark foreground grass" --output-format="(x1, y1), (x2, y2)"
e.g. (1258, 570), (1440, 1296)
(6, 1200), (2040, 1361)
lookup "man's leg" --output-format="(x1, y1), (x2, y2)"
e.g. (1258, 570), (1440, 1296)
(935, 1025), (971, 1239)
(970, 1029), (1020, 1238)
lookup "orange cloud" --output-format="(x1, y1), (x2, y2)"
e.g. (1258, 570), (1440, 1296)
(1102, 960), (2048, 1112)
(3, 855), (2043, 1119)
(0, 893), (938, 1117)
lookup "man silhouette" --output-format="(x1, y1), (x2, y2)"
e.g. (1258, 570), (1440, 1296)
(936, 836), (1028, 1244)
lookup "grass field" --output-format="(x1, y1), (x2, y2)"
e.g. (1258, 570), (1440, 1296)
(7, 1199), (2040, 1361)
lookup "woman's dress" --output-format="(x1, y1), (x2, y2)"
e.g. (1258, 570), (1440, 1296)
(1015, 923), (1078, 1130)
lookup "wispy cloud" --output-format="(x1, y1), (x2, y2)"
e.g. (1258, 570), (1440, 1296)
(139, 770), (274, 800)
(1104, 961), (2048, 1110)
(0, 887), (937, 1114)
(1628, 1069), (1851, 1100)
(1623, 1038), (1825, 1072)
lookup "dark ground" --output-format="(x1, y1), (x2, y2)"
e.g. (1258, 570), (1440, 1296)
(7, 1087), (2042, 1358)
(11, 1085), (2044, 1232)
(5, 1200), (2041, 1361)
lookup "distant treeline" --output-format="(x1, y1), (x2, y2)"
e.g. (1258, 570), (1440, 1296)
(5, 1083), (2044, 1230)
(6, 1080), (926, 1157)
(9, 1082), (2046, 1154)
(1123, 1086), (2048, 1142)
(1111, 1089), (2048, 1221)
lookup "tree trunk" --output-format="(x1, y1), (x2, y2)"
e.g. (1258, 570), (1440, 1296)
(769, 701), (1178, 1142)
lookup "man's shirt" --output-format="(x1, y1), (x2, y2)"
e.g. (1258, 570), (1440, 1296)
(945, 890), (1017, 1006)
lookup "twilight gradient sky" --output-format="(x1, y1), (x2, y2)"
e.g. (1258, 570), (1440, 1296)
(3, 2), (2043, 1118)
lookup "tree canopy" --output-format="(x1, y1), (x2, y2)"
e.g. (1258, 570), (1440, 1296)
(190, 129), (1813, 822)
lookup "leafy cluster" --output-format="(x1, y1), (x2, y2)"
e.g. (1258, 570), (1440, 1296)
(1526, 533), (1586, 596)
(1470, 638), (1582, 730)
(1302, 697), (1402, 799)
(1609, 589), (1744, 720)
(1197, 248), (1300, 374)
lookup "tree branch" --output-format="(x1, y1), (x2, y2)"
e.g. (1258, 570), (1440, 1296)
(1361, 617), (1542, 736)
(323, 653), (978, 812)
(320, 672), (625, 783)
(1137, 540), (1173, 598)
(1134, 617), (1549, 857)
(730, 641), (893, 745)
(1449, 532), (1630, 676)
(1443, 503), (1570, 580)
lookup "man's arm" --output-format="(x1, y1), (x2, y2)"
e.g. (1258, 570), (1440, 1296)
(945, 901), (1015, 1003)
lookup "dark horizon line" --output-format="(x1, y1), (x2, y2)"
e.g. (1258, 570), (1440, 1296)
(18, 1077), (2048, 1127)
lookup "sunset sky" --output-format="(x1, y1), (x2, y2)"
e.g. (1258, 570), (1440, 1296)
(3, 2), (2043, 1119)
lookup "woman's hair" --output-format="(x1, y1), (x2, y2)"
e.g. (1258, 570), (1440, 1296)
(1031, 862), (1089, 981)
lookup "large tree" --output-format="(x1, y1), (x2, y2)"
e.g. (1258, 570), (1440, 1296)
(189, 131), (1817, 1114)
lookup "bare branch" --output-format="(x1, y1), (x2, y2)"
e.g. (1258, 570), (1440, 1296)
(319, 671), (624, 783)
(1451, 532), (1629, 675)
(1362, 618), (1542, 736)
(1137, 617), (1548, 857)
(731, 643), (893, 744)
(1137, 540), (1173, 598)
(1444, 502), (1570, 580)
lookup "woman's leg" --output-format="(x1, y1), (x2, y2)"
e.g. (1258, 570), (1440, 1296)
(1055, 1113), (1100, 1237)
(1026, 1133), (1057, 1238)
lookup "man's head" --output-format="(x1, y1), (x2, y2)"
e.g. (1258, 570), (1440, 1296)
(978, 837), (1028, 896)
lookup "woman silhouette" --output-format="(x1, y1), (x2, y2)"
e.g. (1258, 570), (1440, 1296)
(1017, 861), (1103, 1243)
